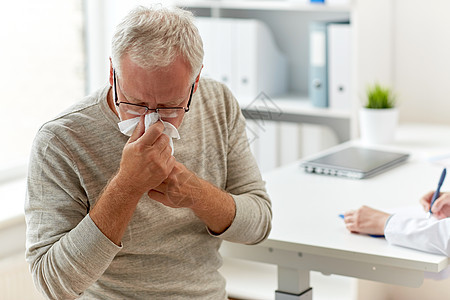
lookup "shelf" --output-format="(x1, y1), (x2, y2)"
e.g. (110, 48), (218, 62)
(174, 0), (351, 12)
(239, 94), (352, 142)
(238, 94), (351, 119)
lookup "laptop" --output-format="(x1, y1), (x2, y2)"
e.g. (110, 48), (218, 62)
(300, 146), (410, 179)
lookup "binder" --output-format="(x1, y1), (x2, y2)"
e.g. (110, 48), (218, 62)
(309, 22), (328, 107)
(328, 23), (352, 110)
(234, 19), (287, 100)
(195, 18), (216, 79)
(235, 20), (257, 98)
(309, 20), (350, 108)
(195, 17), (287, 100)
(213, 19), (236, 92)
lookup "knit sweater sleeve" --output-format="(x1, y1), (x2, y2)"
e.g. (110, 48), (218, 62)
(211, 86), (272, 244)
(25, 129), (121, 300)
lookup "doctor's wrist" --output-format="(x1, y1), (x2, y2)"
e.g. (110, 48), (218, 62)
(383, 214), (394, 234)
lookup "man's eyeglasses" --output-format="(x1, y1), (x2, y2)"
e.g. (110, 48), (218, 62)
(113, 69), (194, 119)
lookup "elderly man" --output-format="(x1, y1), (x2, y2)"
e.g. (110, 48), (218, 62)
(25, 6), (271, 299)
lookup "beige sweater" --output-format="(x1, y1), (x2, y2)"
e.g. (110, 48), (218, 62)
(25, 78), (272, 299)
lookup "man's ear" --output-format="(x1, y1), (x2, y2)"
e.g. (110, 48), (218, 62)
(193, 65), (203, 93)
(109, 57), (114, 86)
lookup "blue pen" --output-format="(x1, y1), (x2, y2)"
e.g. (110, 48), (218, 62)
(428, 168), (447, 218)
(338, 214), (384, 238)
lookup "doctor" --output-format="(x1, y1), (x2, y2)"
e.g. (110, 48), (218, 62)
(344, 190), (450, 256)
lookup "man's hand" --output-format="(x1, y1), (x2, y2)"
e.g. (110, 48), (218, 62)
(90, 117), (176, 245)
(149, 161), (236, 234)
(148, 162), (201, 208)
(116, 116), (176, 197)
(420, 191), (450, 219)
(343, 206), (390, 236)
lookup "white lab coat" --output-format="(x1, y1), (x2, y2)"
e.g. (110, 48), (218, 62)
(385, 213), (450, 279)
(385, 214), (450, 257)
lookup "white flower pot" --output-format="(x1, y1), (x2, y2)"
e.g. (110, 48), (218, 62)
(359, 107), (398, 145)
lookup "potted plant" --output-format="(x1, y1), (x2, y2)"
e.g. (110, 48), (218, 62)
(359, 83), (398, 144)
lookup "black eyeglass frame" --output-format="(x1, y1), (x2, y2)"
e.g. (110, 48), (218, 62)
(113, 69), (195, 115)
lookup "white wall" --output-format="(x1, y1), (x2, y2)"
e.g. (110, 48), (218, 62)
(354, 0), (394, 95)
(393, 0), (450, 124)
(352, 0), (450, 127)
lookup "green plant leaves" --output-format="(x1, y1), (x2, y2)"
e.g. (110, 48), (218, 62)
(365, 83), (395, 109)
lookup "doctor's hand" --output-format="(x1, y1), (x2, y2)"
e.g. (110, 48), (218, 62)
(343, 206), (391, 236)
(148, 162), (202, 209)
(420, 191), (450, 219)
(116, 117), (176, 197)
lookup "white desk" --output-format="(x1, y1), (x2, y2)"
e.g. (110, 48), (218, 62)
(221, 123), (450, 299)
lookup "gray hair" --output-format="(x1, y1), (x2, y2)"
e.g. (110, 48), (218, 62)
(111, 5), (203, 83)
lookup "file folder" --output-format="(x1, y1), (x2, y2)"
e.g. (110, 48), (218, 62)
(309, 22), (328, 107)
(235, 20), (257, 98)
(309, 20), (350, 108)
(234, 19), (287, 99)
(328, 23), (352, 110)
(195, 18), (216, 80)
(213, 19), (235, 91)
(195, 17), (287, 100)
